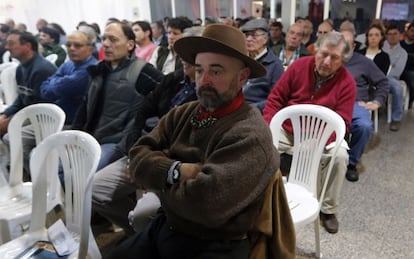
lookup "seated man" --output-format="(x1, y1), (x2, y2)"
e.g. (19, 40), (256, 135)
(41, 30), (98, 125)
(271, 22), (311, 69)
(71, 21), (163, 171)
(240, 18), (284, 112)
(39, 26), (66, 66)
(92, 26), (203, 235)
(0, 30), (56, 177)
(341, 30), (389, 182)
(108, 24), (295, 258)
(263, 31), (356, 234)
(383, 23), (408, 131)
(149, 17), (192, 74)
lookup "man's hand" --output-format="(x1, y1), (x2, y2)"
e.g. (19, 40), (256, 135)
(179, 163), (202, 183)
(0, 114), (10, 137)
(358, 101), (380, 111)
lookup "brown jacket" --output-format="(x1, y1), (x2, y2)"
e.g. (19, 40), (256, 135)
(249, 170), (296, 259)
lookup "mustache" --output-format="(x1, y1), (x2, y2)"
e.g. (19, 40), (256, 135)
(197, 85), (218, 95)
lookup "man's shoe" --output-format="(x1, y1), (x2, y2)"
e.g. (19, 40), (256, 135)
(346, 164), (359, 182)
(320, 212), (338, 234)
(389, 121), (401, 131)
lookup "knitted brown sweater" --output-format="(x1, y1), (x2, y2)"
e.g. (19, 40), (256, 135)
(129, 100), (280, 240)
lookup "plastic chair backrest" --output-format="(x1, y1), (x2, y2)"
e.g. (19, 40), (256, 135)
(45, 54), (58, 65)
(0, 63), (18, 105)
(270, 104), (346, 201)
(2, 51), (10, 64)
(29, 130), (101, 259)
(7, 103), (66, 187)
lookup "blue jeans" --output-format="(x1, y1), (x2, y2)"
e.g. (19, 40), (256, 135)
(349, 103), (372, 166)
(388, 77), (403, 122)
(97, 143), (124, 171)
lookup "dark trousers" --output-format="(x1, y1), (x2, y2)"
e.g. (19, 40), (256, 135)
(106, 210), (250, 259)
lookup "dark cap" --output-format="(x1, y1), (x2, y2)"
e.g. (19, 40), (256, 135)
(240, 18), (269, 32)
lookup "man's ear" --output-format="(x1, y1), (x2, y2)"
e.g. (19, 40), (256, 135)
(239, 67), (251, 83)
(127, 40), (135, 51)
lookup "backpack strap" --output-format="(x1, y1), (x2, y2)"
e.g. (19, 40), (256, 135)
(126, 57), (147, 85)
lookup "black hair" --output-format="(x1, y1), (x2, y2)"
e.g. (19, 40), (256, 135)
(9, 29), (38, 52)
(167, 16), (193, 32)
(0, 23), (10, 34)
(132, 21), (153, 41)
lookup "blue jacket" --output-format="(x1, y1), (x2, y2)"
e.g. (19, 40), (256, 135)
(41, 55), (97, 124)
(243, 49), (284, 112)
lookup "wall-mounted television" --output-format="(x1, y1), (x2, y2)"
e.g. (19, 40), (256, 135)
(381, 3), (409, 20)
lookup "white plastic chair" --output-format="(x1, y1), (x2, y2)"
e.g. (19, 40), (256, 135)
(0, 62), (18, 107)
(0, 130), (102, 259)
(0, 103), (65, 244)
(45, 54), (58, 65)
(270, 104), (346, 258)
(2, 51), (10, 64)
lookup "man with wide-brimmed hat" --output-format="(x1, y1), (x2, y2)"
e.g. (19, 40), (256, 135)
(108, 24), (295, 259)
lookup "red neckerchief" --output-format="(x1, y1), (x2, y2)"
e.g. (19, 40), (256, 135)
(190, 91), (245, 128)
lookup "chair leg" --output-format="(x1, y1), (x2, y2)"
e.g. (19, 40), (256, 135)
(314, 218), (321, 258)
(387, 93), (392, 124)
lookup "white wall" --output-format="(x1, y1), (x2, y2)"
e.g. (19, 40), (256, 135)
(0, 0), (152, 35)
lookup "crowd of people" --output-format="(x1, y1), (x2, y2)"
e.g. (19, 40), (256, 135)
(0, 13), (413, 258)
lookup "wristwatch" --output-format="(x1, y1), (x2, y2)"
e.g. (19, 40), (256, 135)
(167, 161), (181, 186)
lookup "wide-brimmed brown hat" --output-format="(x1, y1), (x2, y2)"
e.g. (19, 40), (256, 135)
(174, 24), (266, 78)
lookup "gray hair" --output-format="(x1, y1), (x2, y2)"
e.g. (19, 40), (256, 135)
(339, 20), (356, 36)
(315, 31), (352, 62)
(182, 26), (204, 37)
(77, 25), (97, 45)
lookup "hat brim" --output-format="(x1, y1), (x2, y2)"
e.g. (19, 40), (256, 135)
(174, 36), (266, 79)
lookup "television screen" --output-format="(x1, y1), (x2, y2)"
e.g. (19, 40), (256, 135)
(381, 3), (409, 20)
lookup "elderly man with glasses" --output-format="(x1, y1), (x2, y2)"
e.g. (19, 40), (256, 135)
(41, 30), (98, 125)
(240, 18), (284, 112)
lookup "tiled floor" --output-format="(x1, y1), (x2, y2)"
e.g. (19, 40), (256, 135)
(94, 108), (414, 258)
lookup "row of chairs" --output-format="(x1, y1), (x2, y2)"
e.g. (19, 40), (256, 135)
(0, 102), (346, 258)
(0, 103), (101, 258)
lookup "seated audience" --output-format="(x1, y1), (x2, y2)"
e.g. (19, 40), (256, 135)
(39, 26), (67, 66)
(271, 23), (311, 70)
(240, 18), (284, 112)
(264, 31), (356, 234)
(150, 20), (168, 47)
(383, 23), (408, 131)
(108, 23), (295, 259)
(92, 26), (203, 236)
(41, 30), (98, 125)
(149, 16), (193, 74)
(132, 21), (157, 62)
(0, 30), (56, 177)
(341, 29), (389, 182)
(71, 21), (163, 171)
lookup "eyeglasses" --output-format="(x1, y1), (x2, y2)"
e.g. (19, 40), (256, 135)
(65, 42), (89, 49)
(244, 32), (266, 39)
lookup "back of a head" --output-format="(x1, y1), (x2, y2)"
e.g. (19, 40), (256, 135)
(339, 20), (356, 36)
(182, 26), (204, 38)
(0, 23), (10, 34)
(168, 16), (193, 32)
